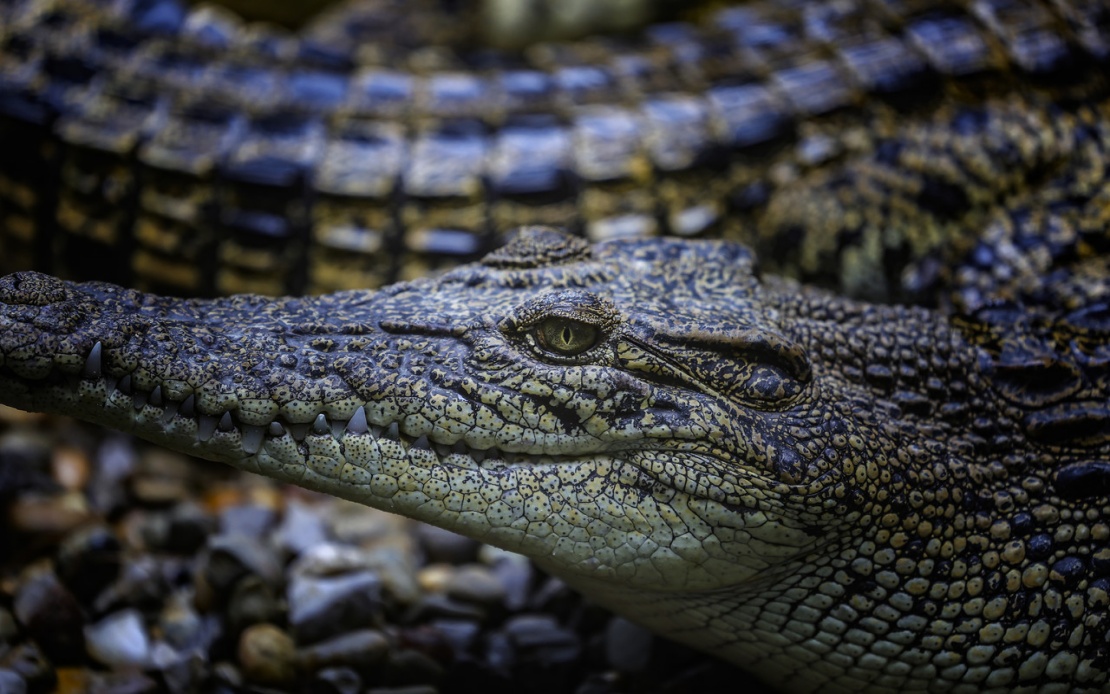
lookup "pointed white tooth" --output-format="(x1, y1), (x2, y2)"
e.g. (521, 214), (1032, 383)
(268, 421), (285, 437)
(346, 406), (369, 435)
(241, 425), (265, 455)
(218, 411), (235, 432)
(83, 342), (103, 379)
(133, 391), (148, 410)
(149, 386), (164, 407)
(162, 399), (179, 424)
(312, 413), (329, 436)
(180, 394), (196, 418)
(197, 414), (218, 442)
(413, 434), (430, 450)
(386, 422), (400, 440)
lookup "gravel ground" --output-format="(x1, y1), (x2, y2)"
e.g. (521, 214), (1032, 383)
(0, 405), (766, 694)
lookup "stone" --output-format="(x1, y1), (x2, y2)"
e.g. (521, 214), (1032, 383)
(12, 567), (85, 663)
(85, 609), (152, 669)
(444, 564), (506, 607)
(296, 629), (390, 674)
(238, 623), (297, 687)
(287, 571), (383, 644)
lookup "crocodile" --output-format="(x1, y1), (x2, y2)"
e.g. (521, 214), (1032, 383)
(1, 225), (1108, 693)
(1, 0), (1109, 302)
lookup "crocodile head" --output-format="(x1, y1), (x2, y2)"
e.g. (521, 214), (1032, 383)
(0, 227), (987, 680)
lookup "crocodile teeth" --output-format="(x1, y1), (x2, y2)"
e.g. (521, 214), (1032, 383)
(197, 414), (218, 442)
(268, 421), (285, 437)
(386, 422), (400, 440)
(241, 425), (265, 455)
(118, 374), (132, 394)
(412, 434), (430, 451)
(132, 390), (148, 410)
(472, 449), (487, 464)
(346, 406), (369, 435)
(312, 413), (330, 436)
(162, 399), (180, 424)
(288, 423), (310, 441)
(218, 412), (235, 432)
(149, 386), (164, 407)
(180, 394), (196, 418)
(83, 342), (103, 379)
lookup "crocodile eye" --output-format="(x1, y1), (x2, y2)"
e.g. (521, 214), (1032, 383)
(535, 317), (599, 357)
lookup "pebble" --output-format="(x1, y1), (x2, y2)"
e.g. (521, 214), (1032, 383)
(502, 613), (582, 667)
(407, 593), (487, 624)
(605, 617), (653, 672)
(55, 524), (122, 604)
(415, 524), (479, 565)
(159, 592), (206, 650)
(12, 567), (85, 663)
(0, 608), (18, 645)
(86, 435), (138, 514)
(287, 571), (383, 645)
(381, 649), (444, 688)
(310, 667), (362, 694)
(275, 500), (329, 557)
(227, 575), (283, 634)
(296, 629), (390, 674)
(238, 624), (297, 687)
(51, 446), (91, 491)
(444, 564), (506, 607)
(84, 609), (152, 669)
(129, 450), (195, 505)
(219, 503), (278, 539)
(54, 668), (159, 694)
(164, 502), (218, 553)
(290, 543), (421, 606)
(195, 534), (283, 611)
(416, 564), (454, 594)
(93, 556), (173, 614)
(0, 643), (53, 690)
(0, 430), (51, 481)
(425, 619), (480, 660)
(0, 669), (25, 694)
(7, 491), (94, 536)
(482, 548), (533, 611)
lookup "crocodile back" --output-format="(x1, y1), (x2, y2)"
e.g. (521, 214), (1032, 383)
(1, 0), (1109, 302)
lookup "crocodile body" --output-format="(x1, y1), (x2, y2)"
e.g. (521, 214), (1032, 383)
(1, 226), (1109, 693)
(1, 0), (1109, 302)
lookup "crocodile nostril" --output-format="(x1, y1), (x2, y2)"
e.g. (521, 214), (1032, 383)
(0, 272), (69, 307)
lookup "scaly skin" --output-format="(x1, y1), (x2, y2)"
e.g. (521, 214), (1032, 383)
(0, 227), (1108, 692)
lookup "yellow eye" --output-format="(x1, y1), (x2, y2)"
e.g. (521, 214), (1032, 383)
(536, 317), (600, 357)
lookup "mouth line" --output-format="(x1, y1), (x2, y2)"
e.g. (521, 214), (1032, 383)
(1, 341), (601, 468)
